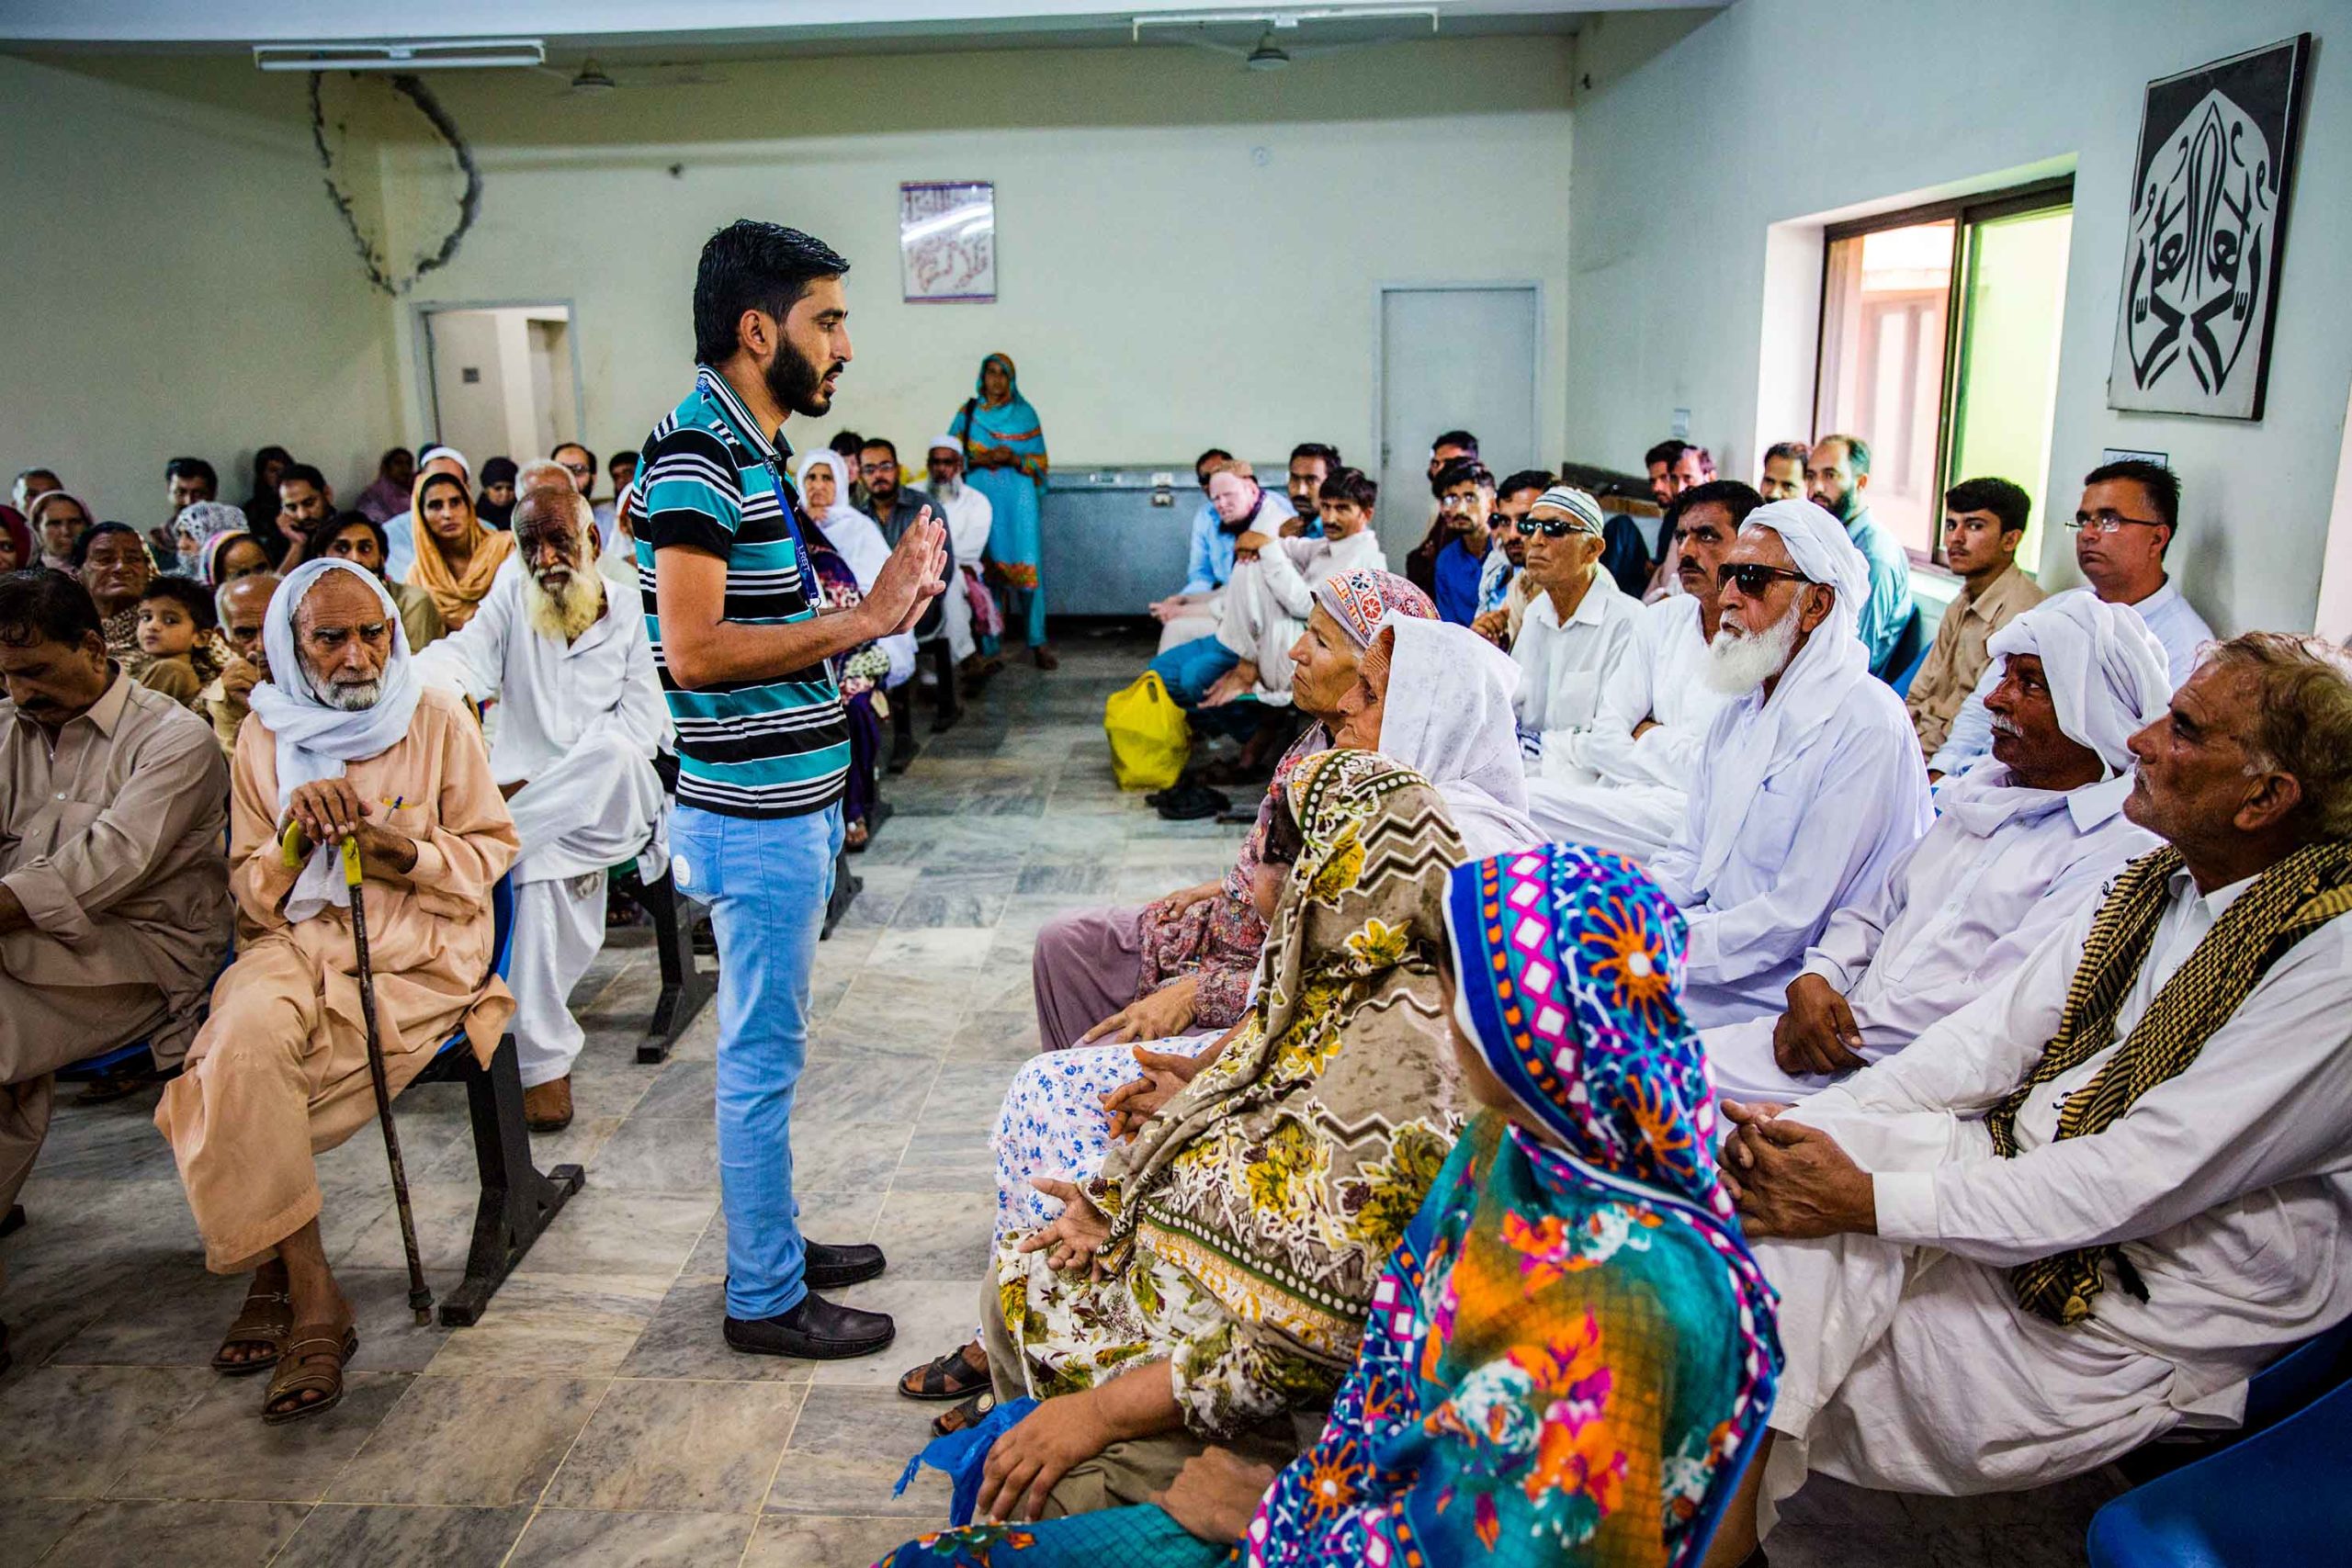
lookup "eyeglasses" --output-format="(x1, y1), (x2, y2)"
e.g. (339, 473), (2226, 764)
(558, 461), (594, 478)
(2066, 510), (2165, 535)
(1716, 562), (1813, 595)
(1516, 515), (1600, 539)
(1436, 492), (1487, 514)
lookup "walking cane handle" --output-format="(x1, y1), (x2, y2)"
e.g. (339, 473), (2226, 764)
(280, 820), (308, 868)
(341, 836), (365, 888)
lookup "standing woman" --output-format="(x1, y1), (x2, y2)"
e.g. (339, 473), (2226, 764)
(950, 352), (1055, 670)
(403, 468), (513, 632)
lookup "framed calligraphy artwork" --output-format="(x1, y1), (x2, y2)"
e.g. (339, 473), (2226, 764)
(900, 180), (997, 304)
(2108, 35), (2309, 420)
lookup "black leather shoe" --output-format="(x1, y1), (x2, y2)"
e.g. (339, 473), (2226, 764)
(804, 1240), (887, 1290)
(725, 1293), (896, 1359)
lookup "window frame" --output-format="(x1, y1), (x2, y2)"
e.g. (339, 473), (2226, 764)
(1811, 175), (2075, 570)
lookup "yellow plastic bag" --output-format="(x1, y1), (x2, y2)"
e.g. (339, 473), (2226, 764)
(1103, 670), (1191, 791)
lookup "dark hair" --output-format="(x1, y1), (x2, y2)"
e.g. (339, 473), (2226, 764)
(378, 446), (413, 475)
(165, 456), (217, 491)
(830, 430), (865, 457)
(0, 569), (102, 649)
(608, 449), (639, 474)
(300, 511), (389, 568)
(1430, 457), (1495, 499)
(1664, 479), (1765, 537)
(1319, 467), (1379, 510)
(15, 467), (60, 489)
(277, 463), (329, 496)
(415, 471), (471, 511)
(1289, 442), (1342, 471)
(1193, 447), (1234, 475)
(71, 521), (146, 570)
(139, 573), (218, 630)
(1645, 438), (1693, 470)
(2084, 457), (2180, 535)
(1261, 790), (1305, 867)
(1431, 430), (1479, 456)
(859, 436), (899, 462)
(1763, 440), (1811, 467)
(250, 446), (293, 484)
(552, 441), (597, 470)
(1944, 476), (2031, 536)
(1815, 432), (1872, 476)
(691, 220), (851, 365)
(1498, 468), (1555, 502)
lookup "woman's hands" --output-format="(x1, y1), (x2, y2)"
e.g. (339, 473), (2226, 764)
(1079, 975), (1199, 1047)
(1102, 1044), (1207, 1139)
(1149, 1448), (1280, 1543)
(1152, 881), (1223, 920)
(1017, 1177), (1113, 1274)
(975, 1391), (1114, 1523)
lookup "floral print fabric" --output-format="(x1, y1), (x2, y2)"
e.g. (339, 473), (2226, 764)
(990, 1032), (1222, 1247)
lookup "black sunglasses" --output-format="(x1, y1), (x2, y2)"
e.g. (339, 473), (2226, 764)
(1717, 563), (1813, 594)
(1515, 515), (1598, 539)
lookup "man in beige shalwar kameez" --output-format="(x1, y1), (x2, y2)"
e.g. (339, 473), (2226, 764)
(155, 558), (516, 1424)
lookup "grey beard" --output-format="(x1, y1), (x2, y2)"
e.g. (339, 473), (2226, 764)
(932, 474), (963, 501)
(524, 566), (605, 642)
(321, 677), (383, 712)
(1703, 604), (1803, 695)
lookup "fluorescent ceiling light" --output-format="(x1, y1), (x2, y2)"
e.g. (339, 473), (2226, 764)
(253, 39), (546, 73)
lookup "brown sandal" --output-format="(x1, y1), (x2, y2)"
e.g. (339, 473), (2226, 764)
(261, 1325), (357, 1425)
(211, 1280), (294, 1376)
(899, 1342), (991, 1403)
(931, 1391), (995, 1438)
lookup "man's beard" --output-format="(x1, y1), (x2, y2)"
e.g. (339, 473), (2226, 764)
(763, 337), (838, 418)
(1817, 488), (1860, 525)
(524, 566), (605, 642)
(322, 677), (383, 712)
(1704, 603), (1803, 694)
(931, 473), (962, 501)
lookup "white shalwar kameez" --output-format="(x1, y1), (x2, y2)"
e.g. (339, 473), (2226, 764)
(413, 567), (670, 1088)
(931, 475), (994, 663)
(1215, 528), (1385, 699)
(1507, 565), (1643, 750)
(1753, 867), (2352, 1530)
(1521, 593), (1729, 861)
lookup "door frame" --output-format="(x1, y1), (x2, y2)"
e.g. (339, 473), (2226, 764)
(410, 298), (588, 454)
(1369, 279), (1547, 480)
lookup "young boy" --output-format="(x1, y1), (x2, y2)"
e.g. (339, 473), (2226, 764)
(131, 575), (223, 708)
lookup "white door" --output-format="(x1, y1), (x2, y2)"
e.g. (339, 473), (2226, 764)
(422, 304), (577, 463)
(1376, 286), (1541, 562)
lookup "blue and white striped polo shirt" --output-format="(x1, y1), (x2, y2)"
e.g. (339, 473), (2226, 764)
(635, 367), (848, 819)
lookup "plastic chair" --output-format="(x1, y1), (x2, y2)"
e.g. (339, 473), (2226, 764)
(415, 873), (584, 1325)
(1875, 603), (1928, 685)
(2117, 1315), (2352, 1484)
(2087, 1371), (2352, 1566)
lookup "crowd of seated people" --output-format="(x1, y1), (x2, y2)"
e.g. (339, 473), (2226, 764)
(6, 352), (2351, 1568)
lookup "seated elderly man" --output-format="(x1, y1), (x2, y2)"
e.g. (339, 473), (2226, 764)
(1503, 483), (1642, 755)
(1146, 462), (1296, 705)
(924, 435), (996, 671)
(198, 573), (279, 754)
(1196, 466), (1387, 716)
(1, 573), (231, 1271)
(1647, 499), (1932, 1029)
(1705, 592), (2170, 1106)
(155, 558), (518, 1425)
(413, 484), (668, 1131)
(1522, 480), (1755, 859)
(1702, 632), (2352, 1568)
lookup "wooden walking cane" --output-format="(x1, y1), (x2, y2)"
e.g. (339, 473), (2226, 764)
(285, 823), (434, 1325)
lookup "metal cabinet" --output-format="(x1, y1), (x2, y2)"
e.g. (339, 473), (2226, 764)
(1040, 468), (1196, 616)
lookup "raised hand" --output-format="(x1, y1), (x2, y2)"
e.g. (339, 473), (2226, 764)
(867, 511), (949, 637)
(1016, 1177), (1114, 1274)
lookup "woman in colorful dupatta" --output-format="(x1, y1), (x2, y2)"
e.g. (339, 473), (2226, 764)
(1242, 842), (1782, 1567)
(402, 468), (514, 632)
(797, 448), (910, 849)
(949, 352), (1054, 667)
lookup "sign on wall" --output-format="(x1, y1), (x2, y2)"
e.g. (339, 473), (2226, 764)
(899, 180), (997, 304)
(2108, 35), (2310, 421)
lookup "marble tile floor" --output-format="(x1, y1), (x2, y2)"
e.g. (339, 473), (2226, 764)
(0, 630), (2120, 1566)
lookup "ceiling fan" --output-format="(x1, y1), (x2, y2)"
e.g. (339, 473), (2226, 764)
(1134, 6), (1440, 71)
(535, 56), (728, 96)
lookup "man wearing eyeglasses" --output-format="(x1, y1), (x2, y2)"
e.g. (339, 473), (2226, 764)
(1646, 498), (1933, 1030)
(859, 437), (953, 646)
(1928, 459), (2215, 780)
(1427, 458), (1498, 627)
(1503, 485), (1642, 755)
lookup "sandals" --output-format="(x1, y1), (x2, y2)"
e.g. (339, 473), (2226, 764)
(899, 1343), (992, 1403)
(210, 1280), (294, 1376)
(262, 1325), (358, 1425)
(932, 1391), (995, 1438)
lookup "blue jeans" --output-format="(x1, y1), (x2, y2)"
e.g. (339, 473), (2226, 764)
(668, 801), (843, 1321)
(1148, 633), (1238, 707)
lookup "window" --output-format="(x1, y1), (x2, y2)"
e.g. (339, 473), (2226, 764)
(1814, 178), (2074, 568)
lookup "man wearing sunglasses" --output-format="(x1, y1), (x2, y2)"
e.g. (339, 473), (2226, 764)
(1522, 480), (1758, 860)
(1927, 459), (2215, 780)
(1646, 498), (1933, 1030)
(1504, 485), (1642, 755)
(1471, 469), (1554, 641)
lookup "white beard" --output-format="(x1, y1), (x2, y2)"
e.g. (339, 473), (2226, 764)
(524, 566), (605, 642)
(932, 474), (963, 502)
(1704, 604), (1802, 695)
(322, 678), (382, 712)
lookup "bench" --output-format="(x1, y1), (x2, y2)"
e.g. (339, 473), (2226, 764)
(609, 854), (717, 1066)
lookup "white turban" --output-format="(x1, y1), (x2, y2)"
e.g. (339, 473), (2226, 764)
(418, 445), (471, 480)
(1984, 590), (2173, 776)
(1530, 484), (1605, 536)
(927, 435), (966, 459)
(1740, 498), (1871, 621)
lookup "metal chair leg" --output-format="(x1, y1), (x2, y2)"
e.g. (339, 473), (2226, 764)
(633, 864), (716, 1066)
(438, 1033), (584, 1327)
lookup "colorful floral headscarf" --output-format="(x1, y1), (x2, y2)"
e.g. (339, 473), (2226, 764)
(1316, 567), (1435, 649)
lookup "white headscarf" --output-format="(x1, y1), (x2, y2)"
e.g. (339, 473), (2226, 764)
(248, 558), (422, 920)
(1984, 591), (2173, 775)
(1375, 614), (1539, 858)
(795, 449), (889, 591)
(417, 445), (471, 480)
(1689, 500), (1874, 888)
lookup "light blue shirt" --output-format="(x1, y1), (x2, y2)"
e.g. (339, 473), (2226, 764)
(1477, 546), (1518, 616)
(1846, 507), (1916, 674)
(383, 509), (417, 584)
(1180, 490), (1297, 595)
(1928, 580), (2215, 776)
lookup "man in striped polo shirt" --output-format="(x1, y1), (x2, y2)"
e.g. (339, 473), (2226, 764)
(638, 220), (946, 1359)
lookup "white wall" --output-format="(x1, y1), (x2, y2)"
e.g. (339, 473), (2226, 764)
(374, 37), (1575, 476)
(0, 54), (404, 528)
(1565, 0), (2352, 637)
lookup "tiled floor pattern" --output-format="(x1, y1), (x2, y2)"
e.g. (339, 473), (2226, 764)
(0, 632), (2119, 1566)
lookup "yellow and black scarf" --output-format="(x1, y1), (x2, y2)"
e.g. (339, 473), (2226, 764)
(1989, 839), (2352, 1325)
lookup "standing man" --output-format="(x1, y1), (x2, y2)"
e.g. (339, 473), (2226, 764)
(639, 220), (945, 1360)
(1905, 477), (2043, 759)
(1804, 434), (1915, 677)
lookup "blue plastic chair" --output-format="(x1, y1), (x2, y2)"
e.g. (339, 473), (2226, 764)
(2088, 1370), (2352, 1565)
